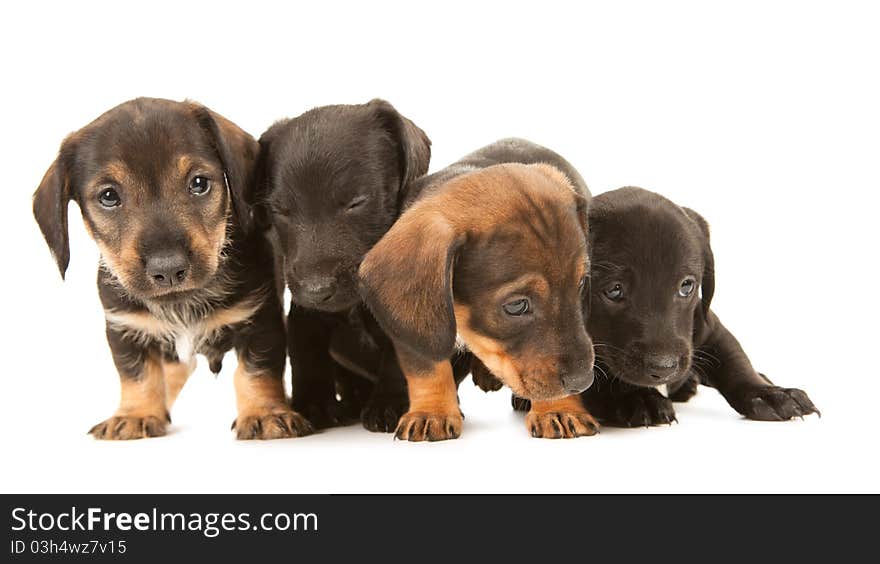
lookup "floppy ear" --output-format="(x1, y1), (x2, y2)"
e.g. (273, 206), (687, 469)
(33, 148), (74, 279)
(683, 207), (715, 314)
(191, 104), (259, 232)
(359, 207), (463, 362)
(251, 123), (284, 232)
(367, 99), (431, 208)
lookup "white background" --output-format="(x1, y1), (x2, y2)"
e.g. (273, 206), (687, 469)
(1, 1), (877, 493)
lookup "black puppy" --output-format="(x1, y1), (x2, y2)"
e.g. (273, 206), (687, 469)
(33, 98), (311, 440)
(504, 186), (818, 425)
(256, 99), (433, 431)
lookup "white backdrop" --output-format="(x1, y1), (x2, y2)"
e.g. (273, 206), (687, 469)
(1, 1), (876, 493)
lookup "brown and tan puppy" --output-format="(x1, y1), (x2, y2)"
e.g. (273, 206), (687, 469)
(359, 138), (598, 441)
(33, 97), (311, 440)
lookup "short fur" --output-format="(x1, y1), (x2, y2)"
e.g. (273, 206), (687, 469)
(359, 138), (596, 440)
(257, 99), (445, 432)
(33, 98), (310, 440)
(507, 187), (819, 425)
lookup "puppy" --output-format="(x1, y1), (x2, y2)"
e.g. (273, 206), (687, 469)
(33, 98), (311, 440)
(509, 186), (818, 425)
(257, 99), (439, 432)
(359, 138), (598, 441)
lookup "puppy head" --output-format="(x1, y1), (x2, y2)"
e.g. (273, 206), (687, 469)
(32, 98), (258, 303)
(360, 163), (594, 401)
(258, 99), (430, 312)
(587, 187), (715, 387)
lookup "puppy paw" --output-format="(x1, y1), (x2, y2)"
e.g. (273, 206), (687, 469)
(394, 412), (463, 442)
(295, 399), (353, 430)
(668, 373), (699, 403)
(232, 409), (314, 440)
(732, 386), (819, 421)
(605, 390), (677, 427)
(89, 414), (169, 440)
(361, 393), (408, 433)
(472, 362), (504, 392)
(511, 395), (532, 412)
(526, 410), (599, 439)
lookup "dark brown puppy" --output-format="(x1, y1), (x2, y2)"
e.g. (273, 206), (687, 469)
(359, 138), (598, 441)
(508, 186), (818, 425)
(33, 97), (310, 440)
(257, 99), (436, 432)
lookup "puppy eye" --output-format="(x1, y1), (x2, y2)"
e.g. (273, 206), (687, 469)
(604, 283), (624, 301)
(97, 187), (121, 208)
(678, 278), (696, 297)
(346, 195), (368, 212)
(578, 275), (589, 292)
(189, 176), (212, 196)
(502, 298), (530, 316)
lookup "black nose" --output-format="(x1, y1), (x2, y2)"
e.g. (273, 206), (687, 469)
(300, 277), (337, 304)
(146, 251), (189, 288)
(561, 370), (594, 394)
(644, 354), (679, 380)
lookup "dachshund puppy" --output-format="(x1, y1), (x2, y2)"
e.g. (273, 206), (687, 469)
(507, 186), (818, 425)
(33, 98), (311, 440)
(359, 138), (598, 441)
(257, 99), (436, 432)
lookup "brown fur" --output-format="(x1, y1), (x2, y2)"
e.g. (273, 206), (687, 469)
(231, 358), (314, 440)
(88, 354), (170, 440)
(526, 395), (599, 439)
(361, 149), (595, 441)
(393, 352), (462, 442)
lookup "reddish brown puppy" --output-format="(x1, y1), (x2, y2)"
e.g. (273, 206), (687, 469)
(33, 98), (310, 440)
(359, 139), (598, 440)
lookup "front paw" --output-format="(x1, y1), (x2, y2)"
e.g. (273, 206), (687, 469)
(295, 399), (353, 430)
(604, 390), (677, 427)
(511, 395), (532, 412)
(232, 408), (314, 440)
(89, 414), (169, 440)
(394, 411), (463, 442)
(361, 393), (408, 433)
(731, 386), (819, 421)
(526, 410), (599, 439)
(472, 362), (504, 392)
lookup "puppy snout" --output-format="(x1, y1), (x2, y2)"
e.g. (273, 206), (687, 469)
(560, 369), (594, 394)
(146, 251), (189, 288)
(300, 277), (337, 304)
(644, 354), (679, 381)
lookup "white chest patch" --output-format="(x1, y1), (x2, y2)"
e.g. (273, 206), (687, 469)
(655, 383), (669, 398)
(104, 296), (263, 362)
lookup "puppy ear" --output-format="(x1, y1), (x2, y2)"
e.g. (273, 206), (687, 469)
(33, 148), (74, 279)
(251, 123), (283, 232)
(368, 99), (431, 207)
(683, 207), (715, 314)
(359, 207), (463, 361)
(191, 104), (259, 232)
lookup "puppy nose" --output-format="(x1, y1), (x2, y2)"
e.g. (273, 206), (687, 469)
(301, 277), (337, 303)
(644, 354), (678, 380)
(561, 370), (594, 394)
(146, 251), (189, 288)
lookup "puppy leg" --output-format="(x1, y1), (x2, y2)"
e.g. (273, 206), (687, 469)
(232, 293), (313, 440)
(289, 307), (354, 429)
(582, 381), (677, 427)
(526, 395), (599, 439)
(696, 310), (819, 420)
(394, 352), (462, 442)
(89, 346), (170, 440)
(471, 356), (504, 392)
(163, 358), (195, 409)
(668, 372), (699, 403)
(327, 320), (408, 432)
